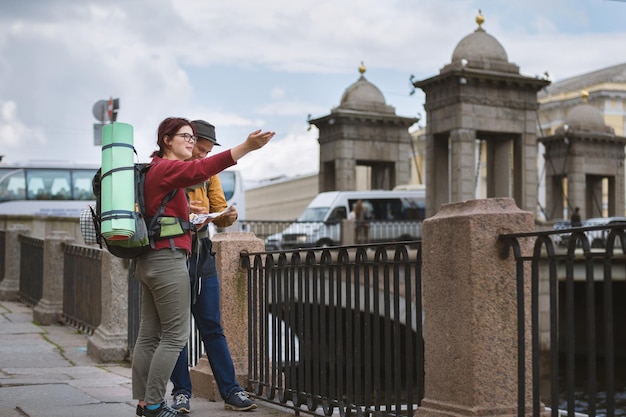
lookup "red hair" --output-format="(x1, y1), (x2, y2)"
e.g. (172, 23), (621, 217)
(151, 117), (195, 158)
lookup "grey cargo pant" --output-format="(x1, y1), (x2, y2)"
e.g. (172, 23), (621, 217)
(132, 249), (190, 405)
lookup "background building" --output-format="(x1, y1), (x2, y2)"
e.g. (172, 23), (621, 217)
(244, 19), (626, 223)
(537, 63), (626, 220)
(245, 173), (317, 220)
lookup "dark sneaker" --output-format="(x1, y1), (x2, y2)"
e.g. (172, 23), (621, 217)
(171, 393), (191, 413)
(224, 390), (258, 411)
(143, 402), (181, 417)
(136, 404), (144, 417)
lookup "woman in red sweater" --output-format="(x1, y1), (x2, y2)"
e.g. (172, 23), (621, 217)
(133, 117), (274, 417)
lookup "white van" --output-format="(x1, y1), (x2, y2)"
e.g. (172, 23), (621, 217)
(265, 189), (426, 250)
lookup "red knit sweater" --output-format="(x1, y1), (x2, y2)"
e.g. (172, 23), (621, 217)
(144, 150), (235, 253)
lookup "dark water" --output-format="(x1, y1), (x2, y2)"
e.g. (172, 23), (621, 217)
(553, 358), (626, 416)
(558, 389), (626, 417)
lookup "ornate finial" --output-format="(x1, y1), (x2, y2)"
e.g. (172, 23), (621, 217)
(476, 10), (484, 28)
(582, 89), (589, 102)
(359, 61), (366, 75)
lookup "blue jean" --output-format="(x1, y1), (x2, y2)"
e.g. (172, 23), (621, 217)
(170, 274), (241, 400)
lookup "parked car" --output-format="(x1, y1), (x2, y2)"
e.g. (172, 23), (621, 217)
(553, 216), (626, 248)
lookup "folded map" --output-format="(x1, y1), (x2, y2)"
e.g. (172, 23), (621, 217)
(190, 205), (234, 225)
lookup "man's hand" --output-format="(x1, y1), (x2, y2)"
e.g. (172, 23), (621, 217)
(189, 200), (209, 215)
(215, 205), (238, 223)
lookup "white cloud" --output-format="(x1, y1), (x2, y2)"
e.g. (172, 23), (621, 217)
(501, 32), (626, 81)
(269, 88), (285, 100)
(529, 15), (559, 34)
(0, 0), (624, 174)
(236, 128), (320, 183)
(255, 100), (327, 117)
(0, 101), (46, 149)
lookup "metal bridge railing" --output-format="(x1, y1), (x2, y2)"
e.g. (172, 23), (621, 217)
(241, 242), (424, 417)
(18, 235), (44, 306)
(500, 223), (626, 417)
(62, 244), (102, 334)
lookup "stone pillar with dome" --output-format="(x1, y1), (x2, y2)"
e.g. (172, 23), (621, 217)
(412, 11), (550, 218)
(540, 90), (626, 220)
(309, 63), (419, 192)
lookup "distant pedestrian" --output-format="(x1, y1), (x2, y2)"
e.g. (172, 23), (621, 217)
(570, 206), (582, 227)
(349, 200), (370, 244)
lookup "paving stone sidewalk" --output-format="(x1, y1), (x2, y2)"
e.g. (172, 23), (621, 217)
(0, 300), (292, 417)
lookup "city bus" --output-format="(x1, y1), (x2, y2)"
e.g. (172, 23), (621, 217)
(0, 163), (245, 220)
(0, 163), (98, 217)
(215, 169), (245, 220)
(212, 169), (246, 233)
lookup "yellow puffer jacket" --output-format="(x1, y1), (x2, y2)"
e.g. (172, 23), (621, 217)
(186, 174), (234, 229)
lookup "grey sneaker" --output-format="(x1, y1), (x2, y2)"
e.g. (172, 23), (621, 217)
(143, 402), (181, 417)
(224, 390), (258, 411)
(171, 393), (191, 413)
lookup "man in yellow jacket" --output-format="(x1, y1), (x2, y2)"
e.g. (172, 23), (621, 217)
(168, 120), (257, 413)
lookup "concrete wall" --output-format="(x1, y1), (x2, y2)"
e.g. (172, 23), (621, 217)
(0, 215), (86, 244)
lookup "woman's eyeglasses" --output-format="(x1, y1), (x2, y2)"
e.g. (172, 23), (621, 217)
(174, 133), (197, 144)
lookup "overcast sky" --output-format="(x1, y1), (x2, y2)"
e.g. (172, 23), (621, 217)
(1, 0), (625, 186)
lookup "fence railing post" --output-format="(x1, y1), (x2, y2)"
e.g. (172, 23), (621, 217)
(189, 231), (265, 400)
(33, 231), (74, 325)
(0, 224), (31, 301)
(87, 250), (130, 362)
(415, 197), (535, 416)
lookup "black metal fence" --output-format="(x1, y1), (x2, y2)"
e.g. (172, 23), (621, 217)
(6, 220), (626, 416)
(241, 242), (424, 417)
(500, 223), (626, 417)
(62, 244), (102, 334)
(238, 220), (294, 243)
(238, 220), (423, 250)
(18, 235), (43, 306)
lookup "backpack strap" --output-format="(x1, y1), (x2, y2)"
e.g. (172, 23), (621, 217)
(99, 143), (138, 180)
(139, 162), (173, 249)
(141, 164), (194, 251)
(146, 188), (178, 250)
(99, 164), (138, 224)
(89, 205), (103, 247)
(172, 190), (194, 250)
(100, 165), (134, 180)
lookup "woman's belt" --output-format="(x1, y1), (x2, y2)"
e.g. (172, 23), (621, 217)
(195, 229), (210, 239)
